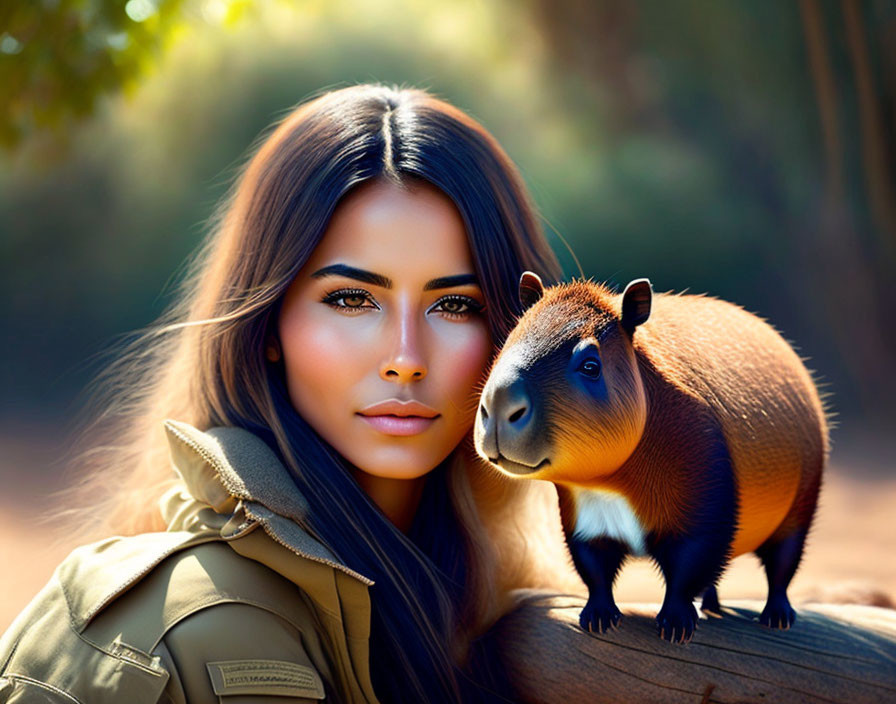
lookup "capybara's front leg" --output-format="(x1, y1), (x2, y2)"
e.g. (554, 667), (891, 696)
(567, 536), (628, 634)
(652, 534), (730, 644)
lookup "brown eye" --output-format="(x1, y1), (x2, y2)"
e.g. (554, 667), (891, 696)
(321, 288), (378, 311)
(430, 295), (484, 318)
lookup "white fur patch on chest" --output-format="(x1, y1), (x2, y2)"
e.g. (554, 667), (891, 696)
(572, 489), (648, 556)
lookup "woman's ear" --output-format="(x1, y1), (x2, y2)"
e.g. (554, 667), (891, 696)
(265, 336), (282, 363)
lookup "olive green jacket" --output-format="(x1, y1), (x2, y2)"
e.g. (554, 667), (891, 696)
(0, 420), (380, 704)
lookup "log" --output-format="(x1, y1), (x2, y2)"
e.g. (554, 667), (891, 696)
(492, 592), (896, 704)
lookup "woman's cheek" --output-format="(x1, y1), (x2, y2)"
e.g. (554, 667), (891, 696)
(437, 320), (492, 423)
(280, 308), (362, 416)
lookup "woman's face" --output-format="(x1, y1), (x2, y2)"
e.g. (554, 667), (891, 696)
(277, 178), (493, 481)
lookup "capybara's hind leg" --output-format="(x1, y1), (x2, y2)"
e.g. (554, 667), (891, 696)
(700, 583), (721, 615)
(755, 528), (808, 629)
(755, 461), (822, 630)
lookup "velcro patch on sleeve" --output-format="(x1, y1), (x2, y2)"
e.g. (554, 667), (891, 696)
(206, 659), (325, 699)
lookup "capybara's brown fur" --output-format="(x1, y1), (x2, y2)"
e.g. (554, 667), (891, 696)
(474, 273), (829, 643)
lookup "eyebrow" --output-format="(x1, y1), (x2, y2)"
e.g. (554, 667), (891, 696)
(310, 263), (479, 290)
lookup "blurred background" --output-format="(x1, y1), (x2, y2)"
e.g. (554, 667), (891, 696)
(1, 0), (894, 630)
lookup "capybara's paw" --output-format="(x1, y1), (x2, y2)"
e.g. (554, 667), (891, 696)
(656, 600), (698, 644)
(579, 598), (622, 634)
(760, 595), (796, 629)
(700, 586), (721, 615)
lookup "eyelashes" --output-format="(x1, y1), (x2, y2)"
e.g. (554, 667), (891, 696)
(436, 295), (486, 318)
(321, 287), (485, 319)
(430, 294), (485, 319)
(321, 288), (376, 311)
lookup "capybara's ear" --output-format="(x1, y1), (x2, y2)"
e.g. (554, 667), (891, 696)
(621, 278), (652, 332)
(519, 271), (544, 310)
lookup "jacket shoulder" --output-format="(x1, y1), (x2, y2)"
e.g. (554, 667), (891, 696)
(157, 602), (330, 703)
(1, 537), (330, 704)
(84, 539), (320, 650)
(108, 540), (334, 703)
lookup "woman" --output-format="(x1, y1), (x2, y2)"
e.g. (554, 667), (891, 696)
(0, 84), (575, 703)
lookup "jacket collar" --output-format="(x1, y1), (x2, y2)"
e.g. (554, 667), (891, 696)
(163, 418), (372, 585)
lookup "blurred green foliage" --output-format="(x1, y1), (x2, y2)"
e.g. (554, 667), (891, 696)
(0, 0), (191, 149)
(1, 0), (894, 427)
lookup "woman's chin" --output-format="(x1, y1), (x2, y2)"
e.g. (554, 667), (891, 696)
(345, 446), (449, 482)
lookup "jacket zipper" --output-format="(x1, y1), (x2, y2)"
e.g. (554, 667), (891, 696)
(165, 422), (373, 586)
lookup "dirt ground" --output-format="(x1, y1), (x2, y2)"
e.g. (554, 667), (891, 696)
(1, 430), (894, 633)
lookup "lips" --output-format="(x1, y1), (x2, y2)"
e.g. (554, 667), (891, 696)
(357, 399), (441, 437)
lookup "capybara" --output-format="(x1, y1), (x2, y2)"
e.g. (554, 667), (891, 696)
(474, 272), (828, 643)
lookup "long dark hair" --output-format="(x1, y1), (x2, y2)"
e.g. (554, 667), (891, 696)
(67, 84), (562, 702)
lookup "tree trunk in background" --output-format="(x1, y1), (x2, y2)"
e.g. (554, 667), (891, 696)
(843, 0), (896, 255)
(526, 0), (662, 132)
(798, 0), (895, 417)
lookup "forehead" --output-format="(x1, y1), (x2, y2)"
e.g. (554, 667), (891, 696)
(508, 284), (618, 355)
(306, 178), (473, 277)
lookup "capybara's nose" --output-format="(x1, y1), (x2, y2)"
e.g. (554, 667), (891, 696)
(479, 375), (533, 455)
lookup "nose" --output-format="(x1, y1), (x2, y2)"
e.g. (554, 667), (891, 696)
(380, 300), (427, 383)
(477, 373), (533, 459)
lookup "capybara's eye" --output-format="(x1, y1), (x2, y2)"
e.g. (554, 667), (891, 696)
(578, 358), (602, 379)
